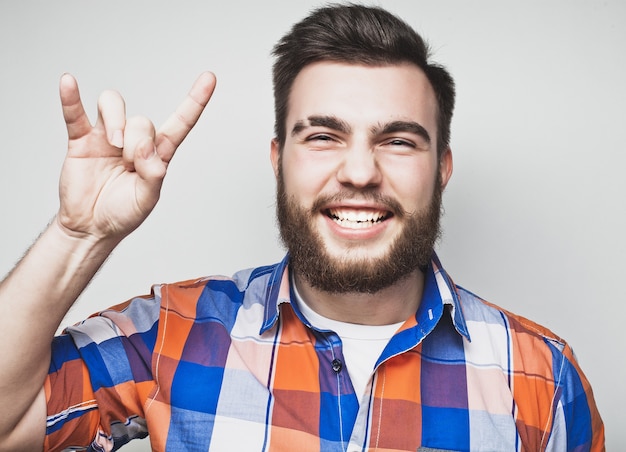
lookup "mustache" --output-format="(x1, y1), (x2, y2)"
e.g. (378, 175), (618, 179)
(309, 188), (407, 218)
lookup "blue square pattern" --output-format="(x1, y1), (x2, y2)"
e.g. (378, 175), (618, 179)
(166, 406), (216, 451)
(49, 334), (81, 373)
(80, 336), (133, 391)
(421, 405), (470, 451)
(197, 279), (245, 332)
(319, 390), (358, 443)
(170, 360), (225, 414)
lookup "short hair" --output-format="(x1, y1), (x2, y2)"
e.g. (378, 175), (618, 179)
(272, 3), (456, 158)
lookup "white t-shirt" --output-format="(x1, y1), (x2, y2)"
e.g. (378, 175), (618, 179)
(291, 281), (404, 400)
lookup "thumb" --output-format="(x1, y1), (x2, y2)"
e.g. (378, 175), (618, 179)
(133, 136), (167, 207)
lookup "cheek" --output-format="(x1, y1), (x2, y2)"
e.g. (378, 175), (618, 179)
(383, 159), (438, 206)
(281, 152), (338, 199)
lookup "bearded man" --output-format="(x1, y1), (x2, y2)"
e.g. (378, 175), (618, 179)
(0, 4), (603, 451)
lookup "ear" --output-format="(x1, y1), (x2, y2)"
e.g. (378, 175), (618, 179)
(439, 147), (453, 190)
(270, 138), (280, 178)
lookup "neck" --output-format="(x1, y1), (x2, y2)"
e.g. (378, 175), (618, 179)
(293, 269), (424, 326)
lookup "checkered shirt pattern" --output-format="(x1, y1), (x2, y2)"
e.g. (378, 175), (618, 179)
(44, 254), (604, 451)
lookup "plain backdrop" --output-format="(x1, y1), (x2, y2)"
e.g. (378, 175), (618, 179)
(1, 1), (623, 450)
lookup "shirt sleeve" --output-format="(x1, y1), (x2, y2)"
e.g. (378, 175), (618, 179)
(44, 293), (161, 450)
(546, 341), (605, 451)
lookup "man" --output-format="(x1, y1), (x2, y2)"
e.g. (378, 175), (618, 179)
(0, 4), (604, 451)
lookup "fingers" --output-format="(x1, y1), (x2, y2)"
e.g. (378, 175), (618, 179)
(123, 116), (156, 172)
(156, 71), (217, 162)
(60, 71), (215, 167)
(96, 90), (126, 148)
(60, 73), (127, 148)
(59, 74), (91, 140)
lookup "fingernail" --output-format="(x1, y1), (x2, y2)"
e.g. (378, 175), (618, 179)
(110, 130), (123, 148)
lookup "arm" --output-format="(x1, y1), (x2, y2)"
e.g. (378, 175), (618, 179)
(0, 72), (216, 449)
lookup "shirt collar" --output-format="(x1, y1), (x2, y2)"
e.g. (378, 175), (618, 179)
(418, 253), (470, 341)
(260, 254), (291, 334)
(260, 253), (470, 342)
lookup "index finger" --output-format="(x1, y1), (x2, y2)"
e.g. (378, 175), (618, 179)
(155, 71), (217, 163)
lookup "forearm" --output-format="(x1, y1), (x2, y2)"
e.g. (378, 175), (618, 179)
(0, 217), (119, 440)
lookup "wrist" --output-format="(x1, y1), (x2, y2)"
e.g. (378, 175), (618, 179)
(45, 217), (122, 277)
(52, 214), (122, 250)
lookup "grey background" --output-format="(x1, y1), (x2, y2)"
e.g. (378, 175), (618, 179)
(1, 1), (623, 449)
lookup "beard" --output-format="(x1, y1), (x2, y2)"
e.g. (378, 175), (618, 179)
(276, 167), (443, 295)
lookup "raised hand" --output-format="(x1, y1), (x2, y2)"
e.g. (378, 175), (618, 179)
(0, 72), (216, 450)
(56, 72), (216, 242)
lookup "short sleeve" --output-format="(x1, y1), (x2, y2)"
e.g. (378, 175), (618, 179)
(44, 294), (160, 450)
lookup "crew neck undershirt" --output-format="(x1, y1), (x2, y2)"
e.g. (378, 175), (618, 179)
(290, 279), (404, 400)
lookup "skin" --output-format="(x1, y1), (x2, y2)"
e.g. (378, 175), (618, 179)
(0, 72), (216, 450)
(271, 62), (453, 325)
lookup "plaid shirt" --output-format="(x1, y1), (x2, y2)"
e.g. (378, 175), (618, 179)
(45, 254), (604, 451)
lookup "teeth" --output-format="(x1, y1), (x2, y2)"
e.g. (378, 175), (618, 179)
(328, 209), (387, 228)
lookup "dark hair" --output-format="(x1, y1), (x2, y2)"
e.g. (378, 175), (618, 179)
(272, 3), (455, 158)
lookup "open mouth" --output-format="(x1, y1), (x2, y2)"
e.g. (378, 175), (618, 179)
(325, 208), (392, 229)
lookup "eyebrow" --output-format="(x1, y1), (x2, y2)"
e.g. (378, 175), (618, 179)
(291, 115), (352, 136)
(373, 120), (431, 144)
(290, 116), (431, 145)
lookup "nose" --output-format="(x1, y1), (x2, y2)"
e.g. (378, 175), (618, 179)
(336, 145), (382, 188)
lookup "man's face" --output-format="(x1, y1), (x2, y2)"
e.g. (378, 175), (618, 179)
(271, 62), (452, 294)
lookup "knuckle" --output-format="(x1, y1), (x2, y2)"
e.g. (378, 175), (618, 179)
(127, 115), (156, 134)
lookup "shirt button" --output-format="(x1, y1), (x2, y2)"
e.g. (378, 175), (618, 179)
(331, 358), (342, 373)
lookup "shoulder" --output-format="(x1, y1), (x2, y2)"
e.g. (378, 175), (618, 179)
(452, 285), (605, 449)
(151, 262), (284, 337)
(158, 262), (282, 310)
(454, 284), (565, 348)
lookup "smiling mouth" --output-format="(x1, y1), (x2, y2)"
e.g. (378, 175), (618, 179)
(325, 208), (391, 229)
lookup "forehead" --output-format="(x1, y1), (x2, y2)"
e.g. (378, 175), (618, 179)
(287, 61), (438, 132)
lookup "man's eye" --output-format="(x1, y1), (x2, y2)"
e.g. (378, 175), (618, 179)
(308, 134), (333, 142)
(387, 139), (414, 147)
